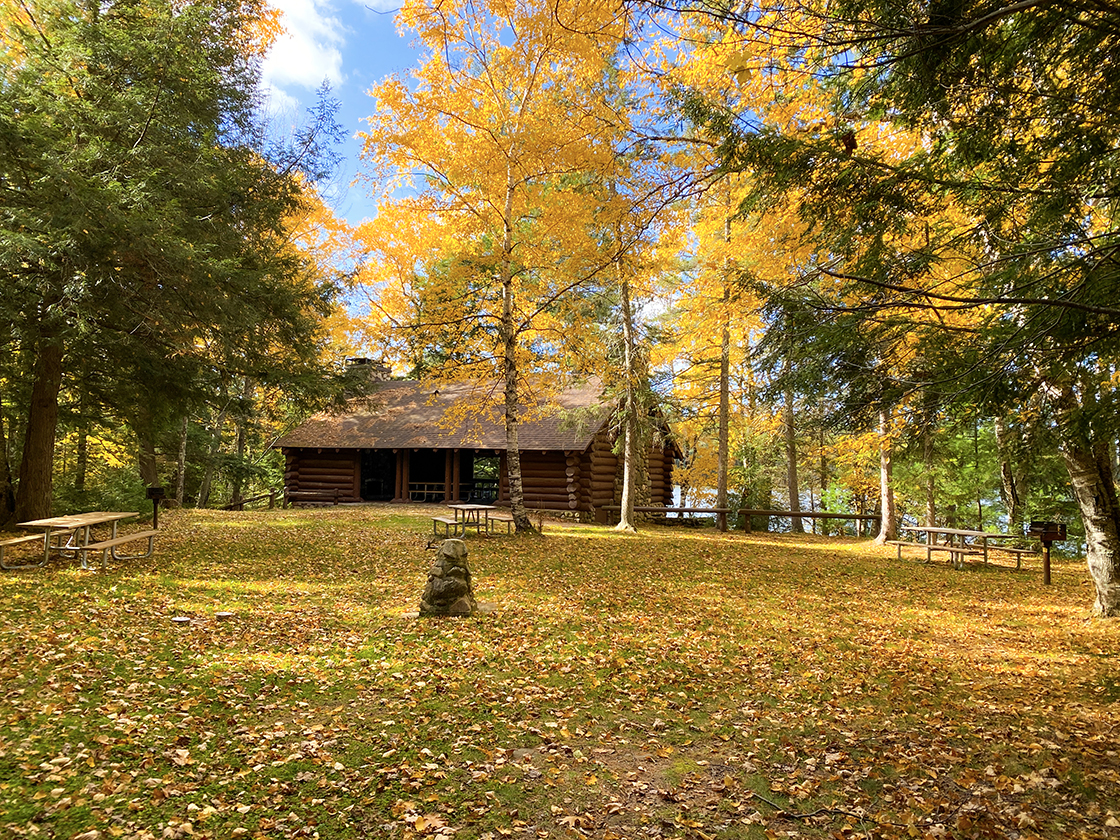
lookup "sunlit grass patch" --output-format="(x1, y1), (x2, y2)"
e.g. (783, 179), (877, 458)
(0, 506), (1117, 839)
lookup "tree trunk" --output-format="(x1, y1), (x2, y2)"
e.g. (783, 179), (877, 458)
(615, 267), (638, 533)
(15, 337), (64, 522)
(875, 407), (897, 544)
(973, 417), (984, 531)
(500, 176), (533, 534)
(818, 426), (828, 535)
(0, 399), (15, 527)
(1060, 436), (1120, 616)
(75, 422), (88, 494)
(616, 411), (637, 533)
(994, 415), (1024, 538)
(716, 281), (730, 533)
(137, 424), (159, 488)
(784, 384), (803, 533)
(1050, 386), (1120, 616)
(922, 389), (937, 527)
(176, 415), (189, 505)
(231, 377), (253, 504)
(197, 401), (229, 509)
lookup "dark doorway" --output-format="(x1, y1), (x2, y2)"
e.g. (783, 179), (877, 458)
(409, 449), (446, 501)
(360, 450), (396, 501)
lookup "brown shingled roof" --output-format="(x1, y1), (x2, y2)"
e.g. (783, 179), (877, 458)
(275, 379), (613, 452)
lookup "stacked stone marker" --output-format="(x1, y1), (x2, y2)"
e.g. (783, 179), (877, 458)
(419, 539), (478, 617)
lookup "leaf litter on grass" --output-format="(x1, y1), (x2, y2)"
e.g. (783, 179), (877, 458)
(0, 507), (1117, 840)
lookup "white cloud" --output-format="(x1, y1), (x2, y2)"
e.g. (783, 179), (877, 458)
(262, 0), (346, 92)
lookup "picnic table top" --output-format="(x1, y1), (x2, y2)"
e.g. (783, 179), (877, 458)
(19, 511), (138, 529)
(902, 525), (990, 538)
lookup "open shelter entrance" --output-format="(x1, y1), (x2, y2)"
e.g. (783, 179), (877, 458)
(360, 450), (396, 501)
(408, 449), (446, 501)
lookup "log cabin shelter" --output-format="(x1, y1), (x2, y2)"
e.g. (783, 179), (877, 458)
(275, 379), (676, 521)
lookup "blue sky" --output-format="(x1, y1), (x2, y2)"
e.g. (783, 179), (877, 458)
(260, 0), (418, 226)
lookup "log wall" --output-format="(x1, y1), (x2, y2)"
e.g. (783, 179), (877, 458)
(283, 449), (360, 503)
(648, 440), (674, 507)
(283, 431), (672, 515)
(499, 450), (586, 511)
(588, 429), (619, 512)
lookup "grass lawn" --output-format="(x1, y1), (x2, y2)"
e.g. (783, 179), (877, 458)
(1, 505), (1118, 840)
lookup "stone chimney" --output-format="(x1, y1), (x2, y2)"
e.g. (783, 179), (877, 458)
(346, 357), (392, 381)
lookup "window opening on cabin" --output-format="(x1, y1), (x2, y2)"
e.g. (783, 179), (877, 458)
(470, 456), (500, 503)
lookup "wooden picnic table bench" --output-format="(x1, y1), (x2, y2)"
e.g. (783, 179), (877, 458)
(431, 504), (513, 542)
(11, 512), (152, 571)
(885, 539), (926, 561)
(998, 546), (1038, 569)
(82, 530), (159, 570)
(929, 544), (980, 570)
(894, 526), (1051, 570)
(431, 516), (463, 539)
(486, 512), (514, 535)
(887, 539), (979, 568)
(984, 535), (1039, 569)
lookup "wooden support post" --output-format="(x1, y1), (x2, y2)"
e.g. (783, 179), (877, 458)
(452, 449), (462, 501)
(444, 450), (453, 502)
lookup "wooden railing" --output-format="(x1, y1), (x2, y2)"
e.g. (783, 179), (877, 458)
(599, 505), (881, 534)
(738, 509), (881, 534)
(409, 482), (446, 502)
(221, 489), (279, 511)
(600, 505), (734, 526)
(283, 488), (343, 507)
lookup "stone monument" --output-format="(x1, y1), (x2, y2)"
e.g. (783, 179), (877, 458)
(419, 539), (478, 617)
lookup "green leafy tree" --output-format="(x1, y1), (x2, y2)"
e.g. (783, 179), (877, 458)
(649, 0), (1120, 615)
(0, 0), (348, 522)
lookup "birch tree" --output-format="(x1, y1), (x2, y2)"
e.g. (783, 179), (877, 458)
(666, 0), (1120, 615)
(359, 0), (631, 532)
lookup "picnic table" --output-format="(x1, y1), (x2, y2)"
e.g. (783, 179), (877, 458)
(448, 503), (494, 534)
(891, 526), (996, 568)
(13, 512), (156, 570)
(890, 526), (1040, 571)
(431, 503), (513, 541)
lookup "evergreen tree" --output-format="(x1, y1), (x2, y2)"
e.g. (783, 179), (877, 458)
(649, 0), (1120, 615)
(0, 0), (347, 521)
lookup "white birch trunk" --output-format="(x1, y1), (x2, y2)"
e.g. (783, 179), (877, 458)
(784, 385), (803, 533)
(615, 265), (638, 533)
(875, 408), (898, 544)
(1049, 385), (1120, 616)
(500, 176), (532, 533)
